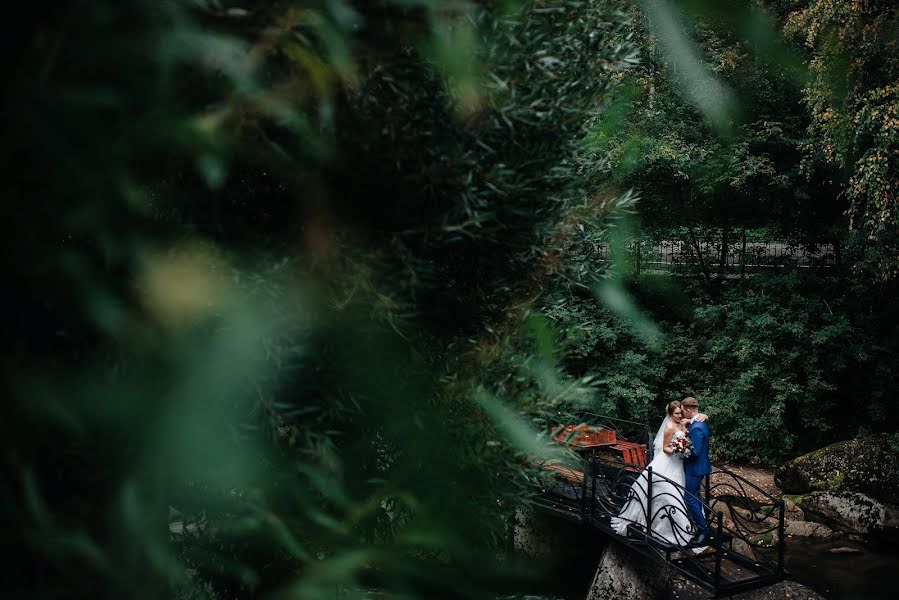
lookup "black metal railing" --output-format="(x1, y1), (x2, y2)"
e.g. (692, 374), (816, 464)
(531, 413), (650, 521)
(596, 238), (838, 276)
(560, 411), (653, 448)
(703, 466), (787, 577)
(591, 463), (728, 586)
(529, 413), (786, 596)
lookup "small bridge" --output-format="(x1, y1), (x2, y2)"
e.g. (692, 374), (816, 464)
(528, 413), (785, 597)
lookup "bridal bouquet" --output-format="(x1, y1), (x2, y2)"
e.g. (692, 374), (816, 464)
(670, 434), (693, 459)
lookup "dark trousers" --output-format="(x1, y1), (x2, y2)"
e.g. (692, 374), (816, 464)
(684, 473), (707, 532)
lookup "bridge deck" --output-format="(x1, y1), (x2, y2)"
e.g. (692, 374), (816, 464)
(529, 414), (786, 597)
(534, 494), (782, 596)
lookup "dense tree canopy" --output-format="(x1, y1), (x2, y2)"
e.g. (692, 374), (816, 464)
(784, 0), (899, 257)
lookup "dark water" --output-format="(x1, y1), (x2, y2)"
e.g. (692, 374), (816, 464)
(785, 537), (899, 600)
(353, 534), (899, 600)
(504, 534), (899, 600)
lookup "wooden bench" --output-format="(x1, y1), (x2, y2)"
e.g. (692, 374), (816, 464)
(549, 423), (648, 472)
(552, 423), (617, 447)
(610, 441), (648, 471)
(539, 463), (585, 483)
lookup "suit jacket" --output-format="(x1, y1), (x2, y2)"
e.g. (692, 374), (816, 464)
(685, 420), (711, 477)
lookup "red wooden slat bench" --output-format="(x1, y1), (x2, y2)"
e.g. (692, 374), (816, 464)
(540, 463), (585, 483)
(552, 424), (617, 447)
(543, 423), (648, 473)
(610, 441), (648, 471)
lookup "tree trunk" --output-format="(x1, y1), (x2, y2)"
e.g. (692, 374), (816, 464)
(635, 240), (642, 276)
(740, 227), (748, 279)
(720, 226), (730, 274)
(688, 226), (712, 284)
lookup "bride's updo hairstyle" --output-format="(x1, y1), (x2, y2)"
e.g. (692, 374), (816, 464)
(666, 400), (682, 416)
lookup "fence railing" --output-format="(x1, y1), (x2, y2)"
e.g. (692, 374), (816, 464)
(528, 413), (787, 595)
(597, 239), (838, 275)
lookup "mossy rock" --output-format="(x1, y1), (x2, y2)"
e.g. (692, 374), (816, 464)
(775, 435), (899, 504)
(587, 543), (672, 600)
(799, 491), (899, 537)
(784, 519), (834, 539)
(729, 580), (825, 599)
(749, 531), (774, 546)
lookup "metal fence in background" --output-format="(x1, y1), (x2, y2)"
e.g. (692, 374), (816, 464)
(597, 239), (838, 275)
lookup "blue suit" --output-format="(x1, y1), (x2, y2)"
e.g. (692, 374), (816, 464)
(684, 420), (710, 532)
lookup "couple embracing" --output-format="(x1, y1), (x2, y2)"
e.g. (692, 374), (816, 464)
(610, 397), (712, 549)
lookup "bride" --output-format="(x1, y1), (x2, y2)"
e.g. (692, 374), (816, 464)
(610, 401), (700, 546)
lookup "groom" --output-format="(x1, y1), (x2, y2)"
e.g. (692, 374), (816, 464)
(681, 396), (711, 545)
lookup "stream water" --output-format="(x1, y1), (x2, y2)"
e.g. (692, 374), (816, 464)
(496, 535), (899, 600)
(351, 535), (899, 599)
(785, 536), (899, 600)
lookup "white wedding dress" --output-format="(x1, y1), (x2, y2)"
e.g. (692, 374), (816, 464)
(610, 417), (695, 546)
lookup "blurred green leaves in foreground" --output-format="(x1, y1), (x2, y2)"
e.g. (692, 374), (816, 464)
(4, 0), (899, 598)
(2, 1), (639, 598)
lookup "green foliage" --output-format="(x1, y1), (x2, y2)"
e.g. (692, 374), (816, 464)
(543, 288), (666, 422)
(7, 1), (899, 598)
(581, 0), (845, 245)
(528, 0), (899, 468)
(530, 266), (899, 466)
(3, 1), (643, 598)
(676, 273), (855, 463)
(783, 0), (899, 275)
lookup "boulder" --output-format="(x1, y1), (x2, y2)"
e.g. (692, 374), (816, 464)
(730, 536), (758, 561)
(828, 546), (863, 555)
(511, 508), (568, 560)
(586, 543), (671, 600)
(798, 491), (899, 537)
(510, 508), (607, 580)
(783, 497), (804, 521)
(775, 435), (899, 504)
(668, 579), (823, 600)
(729, 580), (825, 599)
(784, 520), (835, 540)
